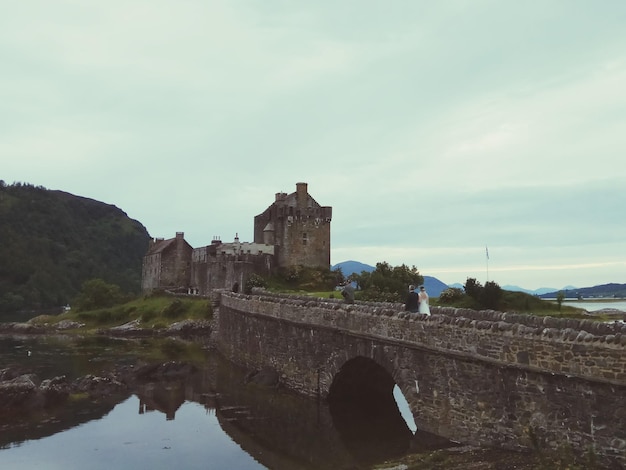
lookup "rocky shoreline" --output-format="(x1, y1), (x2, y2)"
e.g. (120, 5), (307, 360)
(0, 316), (216, 420)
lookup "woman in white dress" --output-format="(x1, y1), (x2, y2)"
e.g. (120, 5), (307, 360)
(418, 286), (430, 315)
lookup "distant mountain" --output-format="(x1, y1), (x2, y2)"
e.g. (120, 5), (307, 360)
(332, 260), (375, 276)
(503, 285), (559, 295)
(537, 283), (626, 299)
(422, 276), (449, 297)
(332, 261), (449, 297)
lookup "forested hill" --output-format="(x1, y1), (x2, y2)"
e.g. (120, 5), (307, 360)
(0, 182), (151, 314)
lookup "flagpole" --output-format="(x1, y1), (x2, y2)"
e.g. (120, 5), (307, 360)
(485, 245), (489, 282)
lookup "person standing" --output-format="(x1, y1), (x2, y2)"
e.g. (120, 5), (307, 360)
(418, 286), (430, 315)
(341, 279), (355, 304)
(405, 285), (419, 313)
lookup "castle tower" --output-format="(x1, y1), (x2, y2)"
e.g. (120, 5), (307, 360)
(253, 182), (332, 269)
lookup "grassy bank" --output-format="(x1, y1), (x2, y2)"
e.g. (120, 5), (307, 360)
(30, 292), (213, 333)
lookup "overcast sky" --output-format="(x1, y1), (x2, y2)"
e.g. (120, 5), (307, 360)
(3, 1), (625, 290)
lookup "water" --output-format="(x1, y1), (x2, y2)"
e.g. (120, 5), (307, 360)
(1, 397), (265, 470)
(0, 336), (448, 470)
(563, 300), (626, 312)
(551, 299), (626, 312)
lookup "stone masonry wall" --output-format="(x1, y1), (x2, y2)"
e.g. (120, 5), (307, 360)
(220, 291), (626, 385)
(216, 291), (626, 465)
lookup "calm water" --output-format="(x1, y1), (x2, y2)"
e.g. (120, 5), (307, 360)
(1, 397), (265, 470)
(561, 299), (626, 312)
(543, 299), (626, 312)
(0, 336), (446, 470)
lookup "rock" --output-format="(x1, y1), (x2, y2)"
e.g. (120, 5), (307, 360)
(72, 374), (127, 397)
(55, 320), (85, 330)
(166, 319), (212, 336)
(0, 374), (40, 411)
(39, 376), (71, 406)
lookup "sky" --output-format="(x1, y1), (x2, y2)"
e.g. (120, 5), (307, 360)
(2, 1), (626, 291)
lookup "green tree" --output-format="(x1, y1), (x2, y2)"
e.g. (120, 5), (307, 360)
(73, 278), (127, 311)
(464, 278), (483, 300)
(353, 262), (423, 302)
(481, 281), (503, 310)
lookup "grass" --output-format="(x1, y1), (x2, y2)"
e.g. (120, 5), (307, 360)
(30, 292), (213, 332)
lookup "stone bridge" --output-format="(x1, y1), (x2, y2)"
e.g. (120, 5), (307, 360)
(215, 290), (626, 465)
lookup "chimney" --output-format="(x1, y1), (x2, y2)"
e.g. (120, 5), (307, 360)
(296, 182), (308, 208)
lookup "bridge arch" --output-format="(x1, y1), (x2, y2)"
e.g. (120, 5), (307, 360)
(327, 355), (415, 464)
(328, 356), (397, 403)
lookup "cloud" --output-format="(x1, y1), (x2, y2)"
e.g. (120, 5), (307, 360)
(2, 1), (625, 290)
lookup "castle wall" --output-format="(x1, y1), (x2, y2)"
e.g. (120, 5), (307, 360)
(141, 252), (162, 291)
(275, 215), (331, 268)
(191, 247), (274, 294)
(143, 182), (330, 293)
(141, 234), (193, 291)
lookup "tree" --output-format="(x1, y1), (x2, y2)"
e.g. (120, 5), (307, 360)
(73, 279), (126, 311)
(481, 281), (503, 310)
(464, 278), (483, 300)
(352, 262), (423, 302)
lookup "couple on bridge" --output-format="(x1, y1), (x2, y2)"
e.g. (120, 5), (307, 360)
(405, 285), (430, 315)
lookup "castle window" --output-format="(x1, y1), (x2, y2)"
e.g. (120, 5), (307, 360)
(302, 232), (308, 245)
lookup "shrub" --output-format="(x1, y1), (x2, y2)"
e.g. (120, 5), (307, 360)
(141, 310), (157, 323)
(95, 310), (112, 324)
(438, 287), (465, 304)
(161, 299), (186, 319)
(73, 279), (127, 311)
(245, 274), (267, 293)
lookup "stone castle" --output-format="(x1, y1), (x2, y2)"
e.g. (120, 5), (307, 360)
(141, 182), (332, 294)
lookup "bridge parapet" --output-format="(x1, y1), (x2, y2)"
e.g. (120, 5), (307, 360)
(221, 290), (626, 385)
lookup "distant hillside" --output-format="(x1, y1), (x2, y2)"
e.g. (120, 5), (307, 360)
(332, 260), (449, 297)
(422, 276), (449, 297)
(332, 260), (375, 277)
(503, 285), (559, 295)
(0, 182), (151, 314)
(538, 283), (626, 299)
(503, 285), (578, 295)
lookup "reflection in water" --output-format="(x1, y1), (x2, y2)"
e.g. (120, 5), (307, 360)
(1, 396), (266, 470)
(326, 356), (414, 466)
(0, 336), (455, 469)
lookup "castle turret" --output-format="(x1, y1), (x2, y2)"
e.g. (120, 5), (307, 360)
(253, 182), (331, 269)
